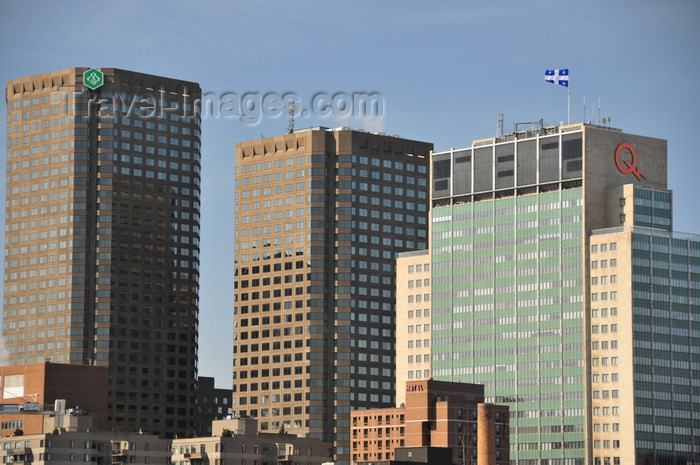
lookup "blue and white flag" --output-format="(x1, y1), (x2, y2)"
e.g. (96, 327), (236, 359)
(544, 69), (569, 87)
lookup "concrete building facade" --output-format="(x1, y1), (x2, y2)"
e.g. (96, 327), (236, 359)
(586, 184), (699, 464)
(0, 430), (170, 465)
(4, 68), (202, 437)
(172, 418), (333, 465)
(233, 128), (432, 463)
(394, 250), (432, 407)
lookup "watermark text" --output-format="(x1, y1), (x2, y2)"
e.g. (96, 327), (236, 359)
(80, 89), (384, 126)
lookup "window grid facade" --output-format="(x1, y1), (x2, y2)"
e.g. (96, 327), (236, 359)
(432, 188), (585, 462)
(395, 250), (432, 406)
(4, 68), (202, 438)
(428, 124), (671, 464)
(233, 128), (432, 463)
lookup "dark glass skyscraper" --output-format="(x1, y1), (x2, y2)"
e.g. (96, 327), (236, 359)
(4, 67), (202, 437)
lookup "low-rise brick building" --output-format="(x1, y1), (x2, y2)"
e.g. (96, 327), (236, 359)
(351, 380), (509, 465)
(0, 362), (108, 435)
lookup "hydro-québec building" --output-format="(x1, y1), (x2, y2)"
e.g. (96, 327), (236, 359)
(429, 123), (699, 464)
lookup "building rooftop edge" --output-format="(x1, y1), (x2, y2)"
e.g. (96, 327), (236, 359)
(591, 225), (700, 242)
(6, 67), (201, 88)
(290, 125), (424, 140)
(433, 122), (637, 155)
(236, 126), (433, 148)
(397, 249), (429, 258)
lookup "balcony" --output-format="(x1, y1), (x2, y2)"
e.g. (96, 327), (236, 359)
(277, 443), (294, 463)
(111, 448), (128, 464)
(5, 453), (32, 464)
(187, 452), (206, 461)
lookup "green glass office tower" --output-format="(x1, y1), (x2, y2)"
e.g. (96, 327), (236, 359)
(428, 123), (686, 464)
(432, 186), (586, 464)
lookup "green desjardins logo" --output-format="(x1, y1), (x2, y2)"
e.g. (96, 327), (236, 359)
(83, 68), (104, 90)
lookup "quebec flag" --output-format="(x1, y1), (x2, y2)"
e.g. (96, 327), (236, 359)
(544, 69), (569, 87)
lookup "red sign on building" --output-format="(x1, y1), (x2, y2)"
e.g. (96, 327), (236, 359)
(406, 384), (424, 392)
(615, 143), (645, 180)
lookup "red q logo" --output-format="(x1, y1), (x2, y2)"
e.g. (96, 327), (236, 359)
(615, 143), (646, 180)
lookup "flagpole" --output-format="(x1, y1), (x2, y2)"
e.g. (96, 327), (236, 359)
(567, 66), (571, 124)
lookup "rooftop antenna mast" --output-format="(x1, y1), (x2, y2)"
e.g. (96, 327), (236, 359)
(497, 112), (504, 138)
(286, 99), (298, 134)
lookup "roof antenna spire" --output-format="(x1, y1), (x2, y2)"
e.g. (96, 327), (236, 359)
(287, 99), (298, 134)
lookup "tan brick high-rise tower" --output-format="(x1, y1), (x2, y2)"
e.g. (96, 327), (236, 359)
(233, 128), (432, 463)
(4, 68), (202, 438)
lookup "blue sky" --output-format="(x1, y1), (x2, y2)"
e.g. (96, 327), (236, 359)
(2, 0), (699, 387)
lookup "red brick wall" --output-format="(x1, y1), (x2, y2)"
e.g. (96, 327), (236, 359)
(0, 363), (108, 434)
